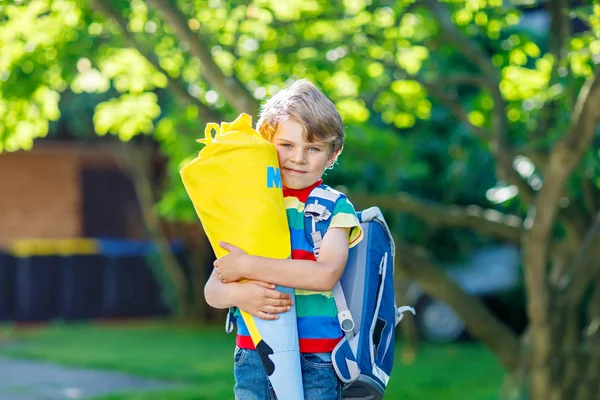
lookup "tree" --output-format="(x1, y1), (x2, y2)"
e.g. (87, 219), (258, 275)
(2, 1), (600, 398)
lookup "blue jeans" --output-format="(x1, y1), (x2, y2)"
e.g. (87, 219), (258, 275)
(233, 347), (342, 400)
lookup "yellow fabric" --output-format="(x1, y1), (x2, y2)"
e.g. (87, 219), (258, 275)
(330, 213), (363, 248)
(180, 113), (291, 260)
(180, 113), (292, 352)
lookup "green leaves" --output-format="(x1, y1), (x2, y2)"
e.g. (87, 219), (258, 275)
(0, 87), (60, 152)
(99, 48), (168, 93)
(0, 0), (88, 150)
(93, 92), (161, 140)
(154, 107), (205, 221)
(378, 80), (430, 128)
(396, 46), (429, 75)
(501, 65), (550, 102)
(2, 0), (598, 236)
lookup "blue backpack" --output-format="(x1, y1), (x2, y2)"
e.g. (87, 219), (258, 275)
(303, 185), (415, 400)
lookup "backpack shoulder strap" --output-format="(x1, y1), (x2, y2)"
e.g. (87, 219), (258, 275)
(304, 185), (345, 256)
(304, 185), (355, 339)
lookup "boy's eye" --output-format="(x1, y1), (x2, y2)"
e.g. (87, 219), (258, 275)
(279, 143), (292, 148)
(308, 147), (320, 152)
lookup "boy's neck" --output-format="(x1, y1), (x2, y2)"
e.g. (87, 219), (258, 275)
(282, 179), (323, 201)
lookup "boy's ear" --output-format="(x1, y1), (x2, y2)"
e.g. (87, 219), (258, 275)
(327, 149), (341, 169)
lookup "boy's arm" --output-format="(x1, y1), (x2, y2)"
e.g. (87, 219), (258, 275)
(204, 269), (293, 320)
(204, 269), (239, 309)
(216, 227), (350, 292)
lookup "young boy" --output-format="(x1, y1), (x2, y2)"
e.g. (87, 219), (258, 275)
(204, 79), (363, 400)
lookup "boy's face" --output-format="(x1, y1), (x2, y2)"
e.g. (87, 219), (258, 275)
(272, 118), (337, 190)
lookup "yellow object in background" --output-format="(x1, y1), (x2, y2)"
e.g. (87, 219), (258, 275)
(180, 113), (290, 260)
(9, 239), (99, 257)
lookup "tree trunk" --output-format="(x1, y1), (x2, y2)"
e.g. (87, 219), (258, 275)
(500, 328), (530, 400)
(183, 223), (214, 322)
(526, 287), (600, 400)
(112, 143), (192, 318)
(580, 275), (600, 399)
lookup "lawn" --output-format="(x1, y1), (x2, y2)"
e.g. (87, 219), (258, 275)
(0, 321), (505, 399)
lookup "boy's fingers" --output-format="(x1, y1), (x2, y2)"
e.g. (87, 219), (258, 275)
(250, 281), (290, 297)
(256, 312), (278, 321)
(266, 297), (292, 307)
(263, 290), (291, 300)
(253, 281), (276, 289)
(268, 305), (291, 314)
(271, 298), (292, 307)
(219, 241), (238, 252)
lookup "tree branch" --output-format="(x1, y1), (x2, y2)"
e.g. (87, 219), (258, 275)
(523, 68), (600, 394)
(422, 0), (499, 89)
(581, 169), (597, 219)
(510, 149), (588, 251)
(395, 242), (521, 371)
(548, 0), (574, 109)
(528, 69), (600, 252)
(395, 64), (534, 204)
(434, 74), (489, 88)
(380, 58), (492, 140)
(146, 0), (260, 117)
(392, 1), (587, 241)
(91, 0), (222, 123)
(407, 0), (536, 203)
(566, 212), (600, 306)
(584, 274), (600, 344)
(351, 192), (522, 242)
(526, 0), (572, 171)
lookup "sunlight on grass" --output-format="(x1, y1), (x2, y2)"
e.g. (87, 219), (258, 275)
(1, 321), (505, 400)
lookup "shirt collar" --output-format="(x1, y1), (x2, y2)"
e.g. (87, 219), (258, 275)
(282, 179), (323, 202)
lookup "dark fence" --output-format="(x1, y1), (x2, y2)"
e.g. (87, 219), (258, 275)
(0, 252), (16, 321)
(0, 239), (184, 323)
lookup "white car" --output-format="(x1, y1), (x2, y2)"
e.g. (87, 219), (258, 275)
(404, 245), (523, 343)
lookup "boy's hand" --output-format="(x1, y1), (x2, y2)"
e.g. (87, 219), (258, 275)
(234, 280), (293, 320)
(214, 241), (250, 282)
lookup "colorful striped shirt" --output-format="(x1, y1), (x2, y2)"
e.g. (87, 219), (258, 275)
(235, 179), (363, 353)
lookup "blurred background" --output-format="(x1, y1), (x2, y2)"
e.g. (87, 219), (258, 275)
(0, 0), (599, 399)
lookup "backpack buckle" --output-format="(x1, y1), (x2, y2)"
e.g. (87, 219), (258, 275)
(225, 308), (236, 334)
(395, 306), (416, 325)
(304, 203), (331, 221)
(311, 231), (322, 257)
(338, 310), (355, 333)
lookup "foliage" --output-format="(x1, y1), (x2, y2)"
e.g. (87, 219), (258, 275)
(1, 2), (595, 205)
(5, 0), (594, 262)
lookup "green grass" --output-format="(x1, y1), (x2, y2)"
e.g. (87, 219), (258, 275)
(0, 321), (505, 399)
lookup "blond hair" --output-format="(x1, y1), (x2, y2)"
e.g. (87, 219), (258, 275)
(256, 79), (345, 155)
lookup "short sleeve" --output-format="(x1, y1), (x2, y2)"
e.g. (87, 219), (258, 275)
(329, 197), (363, 248)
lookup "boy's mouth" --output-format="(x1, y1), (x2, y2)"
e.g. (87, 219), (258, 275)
(284, 168), (307, 174)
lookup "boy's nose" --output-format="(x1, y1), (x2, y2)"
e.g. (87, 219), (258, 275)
(291, 150), (306, 164)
